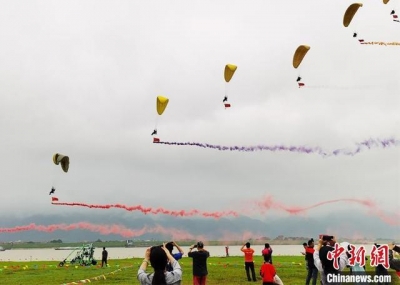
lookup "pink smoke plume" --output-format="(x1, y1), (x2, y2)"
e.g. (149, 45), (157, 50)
(0, 223), (195, 240)
(0, 223), (258, 242)
(154, 138), (399, 157)
(51, 201), (239, 219)
(255, 196), (400, 226)
(50, 196), (399, 226)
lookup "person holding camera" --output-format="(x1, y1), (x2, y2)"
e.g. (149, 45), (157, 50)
(165, 241), (184, 272)
(188, 241), (210, 285)
(262, 243), (273, 264)
(137, 243), (182, 285)
(313, 236), (348, 285)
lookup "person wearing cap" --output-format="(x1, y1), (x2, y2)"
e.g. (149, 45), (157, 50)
(241, 242), (257, 282)
(188, 241), (210, 285)
(305, 239), (318, 285)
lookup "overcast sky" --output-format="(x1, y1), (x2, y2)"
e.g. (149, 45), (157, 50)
(0, 0), (399, 236)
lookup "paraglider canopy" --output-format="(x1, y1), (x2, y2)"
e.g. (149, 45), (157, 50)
(343, 3), (363, 27)
(53, 153), (69, 173)
(156, 96), (169, 115)
(383, 0), (390, 4)
(224, 64), (237, 83)
(293, 45), (310, 69)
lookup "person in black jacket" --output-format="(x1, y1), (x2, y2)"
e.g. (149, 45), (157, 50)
(188, 241), (210, 285)
(101, 247), (108, 268)
(305, 239), (318, 285)
(389, 242), (400, 271)
(317, 236), (348, 285)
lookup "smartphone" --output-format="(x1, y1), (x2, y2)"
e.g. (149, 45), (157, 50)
(319, 234), (333, 241)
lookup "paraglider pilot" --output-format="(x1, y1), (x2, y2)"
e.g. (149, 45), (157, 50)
(223, 96), (228, 102)
(296, 76), (302, 82)
(391, 10), (399, 22)
(353, 32), (357, 38)
(49, 187), (55, 195)
(151, 129), (157, 136)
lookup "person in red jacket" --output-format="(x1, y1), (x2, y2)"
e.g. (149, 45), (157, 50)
(260, 261), (276, 285)
(304, 239), (318, 285)
(262, 243), (273, 264)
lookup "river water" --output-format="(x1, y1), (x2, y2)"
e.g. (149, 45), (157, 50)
(0, 244), (374, 262)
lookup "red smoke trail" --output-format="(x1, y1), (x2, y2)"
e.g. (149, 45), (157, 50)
(50, 197), (399, 226)
(255, 196), (400, 226)
(0, 223), (195, 240)
(51, 201), (239, 219)
(256, 196), (374, 214)
(0, 223), (259, 242)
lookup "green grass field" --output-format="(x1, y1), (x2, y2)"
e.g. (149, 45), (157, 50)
(0, 256), (399, 285)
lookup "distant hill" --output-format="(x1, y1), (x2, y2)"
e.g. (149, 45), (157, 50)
(0, 210), (398, 243)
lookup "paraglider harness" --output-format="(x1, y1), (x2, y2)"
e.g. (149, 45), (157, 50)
(58, 243), (97, 267)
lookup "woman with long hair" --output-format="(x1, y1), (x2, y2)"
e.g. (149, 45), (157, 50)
(137, 243), (182, 285)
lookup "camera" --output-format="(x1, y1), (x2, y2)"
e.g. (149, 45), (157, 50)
(319, 234), (334, 241)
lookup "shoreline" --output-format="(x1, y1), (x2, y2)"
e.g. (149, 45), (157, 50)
(0, 239), (393, 250)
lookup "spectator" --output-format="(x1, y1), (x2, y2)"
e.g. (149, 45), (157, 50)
(165, 241), (184, 272)
(137, 244), (182, 285)
(314, 236), (348, 285)
(188, 241), (210, 285)
(101, 247), (108, 268)
(389, 242), (400, 271)
(241, 242), (257, 282)
(305, 239), (318, 285)
(260, 260), (276, 285)
(262, 243), (273, 264)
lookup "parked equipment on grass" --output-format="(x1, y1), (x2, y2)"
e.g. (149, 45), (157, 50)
(58, 243), (97, 267)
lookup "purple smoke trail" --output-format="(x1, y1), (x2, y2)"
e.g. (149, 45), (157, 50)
(154, 138), (400, 157)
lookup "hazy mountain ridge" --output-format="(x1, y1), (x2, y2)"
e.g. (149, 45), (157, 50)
(0, 211), (398, 242)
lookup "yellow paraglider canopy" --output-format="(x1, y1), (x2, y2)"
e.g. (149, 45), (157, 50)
(383, 0), (390, 4)
(293, 45), (310, 69)
(156, 96), (169, 115)
(53, 153), (69, 173)
(343, 3), (363, 27)
(224, 64), (237, 83)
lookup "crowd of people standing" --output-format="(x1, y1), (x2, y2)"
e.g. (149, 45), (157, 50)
(135, 239), (399, 285)
(136, 241), (284, 285)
